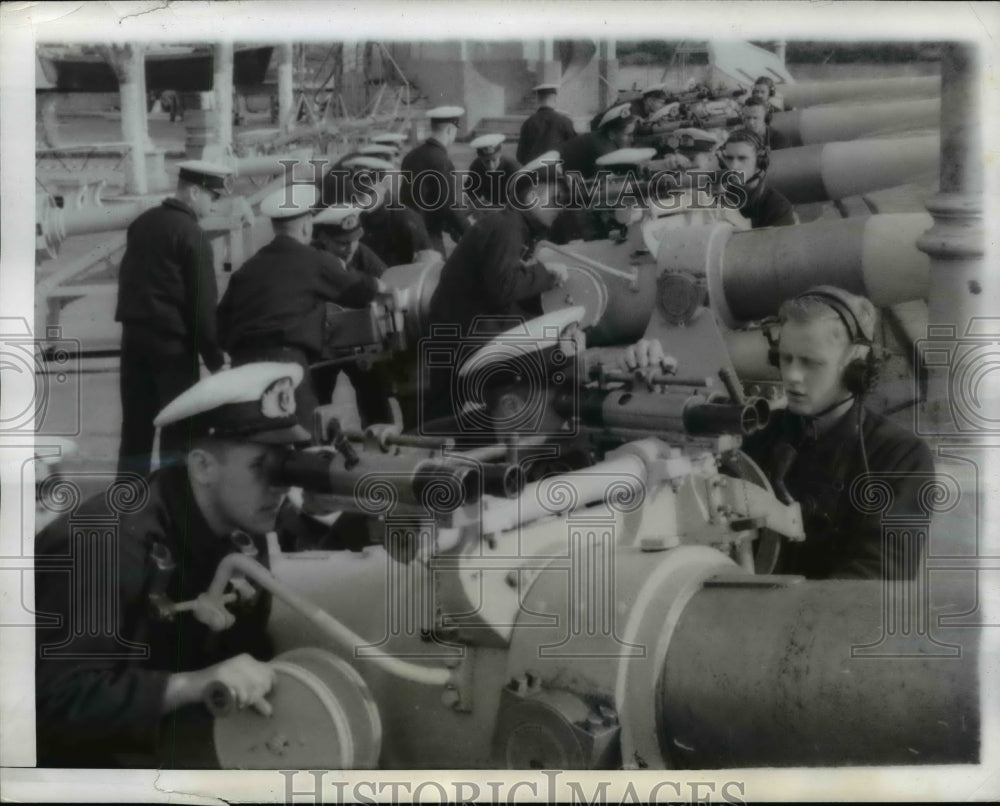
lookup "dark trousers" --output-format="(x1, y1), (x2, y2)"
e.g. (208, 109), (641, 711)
(230, 346), (319, 437)
(312, 363), (395, 428)
(118, 327), (200, 477)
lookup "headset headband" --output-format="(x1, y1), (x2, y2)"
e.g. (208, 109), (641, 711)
(796, 289), (872, 345)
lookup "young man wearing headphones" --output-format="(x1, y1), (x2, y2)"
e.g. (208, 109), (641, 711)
(717, 128), (797, 229)
(749, 75), (787, 113)
(740, 97), (790, 151)
(622, 286), (934, 581)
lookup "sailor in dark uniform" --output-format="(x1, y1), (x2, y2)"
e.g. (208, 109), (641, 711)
(717, 128), (796, 228)
(591, 83), (671, 135)
(466, 133), (521, 210)
(115, 160), (231, 477)
(320, 155), (436, 267)
(334, 155), (436, 267)
(423, 157), (569, 428)
(217, 185), (382, 430)
(312, 204), (388, 281)
(623, 286), (935, 580)
(740, 97), (790, 151)
(310, 204), (395, 426)
(35, 363), (313, 768)
(400, 105), (470, 255)
(559, 102), (637, 180)
(516, 83), (577, 165)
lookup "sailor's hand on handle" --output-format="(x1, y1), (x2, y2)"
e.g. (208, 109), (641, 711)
(545, 261), (569, 286)
(620, 338), (678, 375)
(200, 654), (274, 718)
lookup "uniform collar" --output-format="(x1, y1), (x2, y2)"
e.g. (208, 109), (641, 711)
(162, 197), (198, 220)
(155, 463), (234, 572)
(269, 232), (310, 250)
(516, 207), (550, 241)
(783, 398), (861, 447)
(739, 181), (769, 214)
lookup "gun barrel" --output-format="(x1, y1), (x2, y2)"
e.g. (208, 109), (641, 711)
(771, 97), (940, 148)
(658, 576), (978, 766)
(656, 214), (932, 327)
(768, 134), (939, 204)
(577, 388), (761, 437)
(781, 75), (940, 109)
(276, 448), (481, 513)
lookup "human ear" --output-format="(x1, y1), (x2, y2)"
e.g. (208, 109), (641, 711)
(187, 447), (218, 486)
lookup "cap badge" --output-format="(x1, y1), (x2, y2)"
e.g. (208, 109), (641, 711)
(261, 377), (296, 418)
(341, 213), (360, 231)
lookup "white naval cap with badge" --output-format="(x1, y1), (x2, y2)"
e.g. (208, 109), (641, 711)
(595, 147), (658, 171)
(426, 106), (465, 126)
(598, 102), (635, 130)
(371, 132), (408, 145)
(519, 150), (563, 179)
(470, 133), (505, 156)
(641, 83), (671, 99)
(533, 82), (560, 94)
(341, 155), (396, 173)
(358, 143), (398, 159)
(312, 205), (364, 241)
(259, 184), (319, 221)
(176, 160), (235, 197)
(153, 362), (312, 445)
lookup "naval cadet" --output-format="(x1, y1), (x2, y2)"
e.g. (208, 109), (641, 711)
(312, 203), (388, 281)
(740, 97), (790, 151)
(310, 204), (395, 426)
(717, 128), (796, 229)
(115, 160), (231, 477)
(591, 84), (671, 135)
(623, 287), (934, 580)
(466, 133), (521, 210)
(517, 83), (577, 165)
(400, 106), (471, 255)
(749, 75), (786, 113)
(339, 155), (437, 267)
(559, 102), (637, 180)
(35, 362), (314, 767)
(423, 158), (569, 426)
(217, 185), (383, 430)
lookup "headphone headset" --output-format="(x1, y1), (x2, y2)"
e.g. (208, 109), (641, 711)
(765, 287), (879, 396)
(743, 98), (773, 125)
(718, 128), (770, 174)
(755, 77), (776, 98)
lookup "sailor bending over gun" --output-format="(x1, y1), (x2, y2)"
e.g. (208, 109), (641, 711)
(35, 363), (333, 767)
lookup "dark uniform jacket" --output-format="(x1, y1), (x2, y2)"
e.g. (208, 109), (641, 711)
(738, 184), (796, 229)
(400, 138), (470, 246)
(347, 241), (388, 279)
(466, 154), (521, 209)
(559, 131), (618, 180)
(742, 402), (935, 580)
(34, 464), (273, 767)
(764, 125), (791, 151)
(360, 205), (433, 267)
(115, 198), (225, 371)
(517, 106), (577, 164)
(217, 234), (378, 361)
(427, 207), (556, 337)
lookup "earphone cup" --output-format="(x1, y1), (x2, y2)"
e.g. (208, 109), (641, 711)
(758, 149), (770, 171)
(768, 348), (780, 369)
(842, 353), (879, 395)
